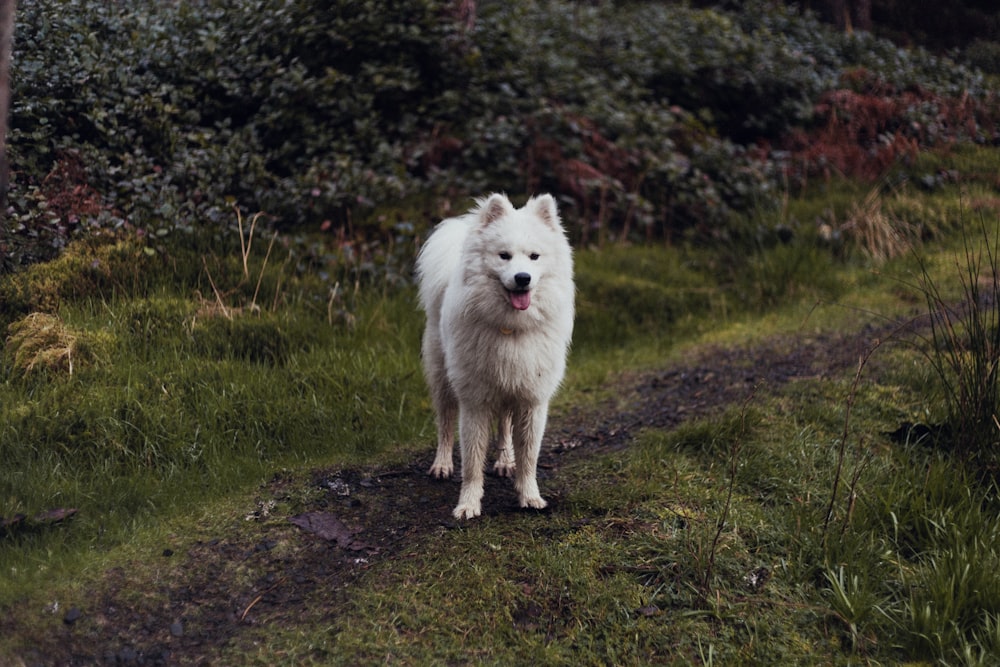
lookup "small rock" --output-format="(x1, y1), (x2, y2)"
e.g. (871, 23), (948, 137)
(254, 539), (277, 552)
(323, 477), (351, 496)
(170, 620), (184, 637)
(744, 566), (772, 592)
(63, 607), (82, 625)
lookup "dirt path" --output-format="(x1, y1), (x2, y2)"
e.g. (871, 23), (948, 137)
(7, 327), (886, 665)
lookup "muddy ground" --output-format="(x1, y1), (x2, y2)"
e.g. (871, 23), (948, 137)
(4, 326), (891, 665)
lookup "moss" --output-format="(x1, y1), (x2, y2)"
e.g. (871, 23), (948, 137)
(0, 237), (152, 328)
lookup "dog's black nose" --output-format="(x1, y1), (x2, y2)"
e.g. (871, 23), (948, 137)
(514, 272), (531, 288)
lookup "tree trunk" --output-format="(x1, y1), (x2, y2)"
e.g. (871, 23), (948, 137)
(454, 0), (475, 31)
(0, 0), (15, 211)
(850, 0), (873, 32)
(810, 0), (872, 33)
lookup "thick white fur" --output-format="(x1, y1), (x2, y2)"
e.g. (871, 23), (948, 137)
(416, 193), (575, 519)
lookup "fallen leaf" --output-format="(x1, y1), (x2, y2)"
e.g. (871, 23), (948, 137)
(34, 508), (78, 524)
(289, 512), (356, 548)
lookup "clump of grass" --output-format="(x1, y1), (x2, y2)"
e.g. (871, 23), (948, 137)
(842, 186), (917, 263)
(912, 212), (1000, 471)
(4, 312), (109, 376)
(200, 208), (285, 319)
(5, 313), (78, 375)
(822, 563), (889, 653)
(868, 458), (1000, 663)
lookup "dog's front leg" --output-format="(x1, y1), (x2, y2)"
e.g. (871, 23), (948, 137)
(513, 404), (548, 510)
(454, 405), (490, 519)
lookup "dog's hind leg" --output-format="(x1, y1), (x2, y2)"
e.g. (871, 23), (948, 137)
(513, 404), (548, 510)
(454, 405), (490, 519)
(428, 389), (457, 478)
(424, 326), (457, 479)
(492, 412), (516, 477)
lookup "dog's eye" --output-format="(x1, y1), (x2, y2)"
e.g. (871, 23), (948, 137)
(529, 253), (540, 260)
(499, 252), (512, 260)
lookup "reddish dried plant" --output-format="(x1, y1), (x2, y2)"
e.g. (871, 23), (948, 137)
(522, 111), (642, 243)
(785, 68), (999, 184)
(40, 151), (104, 226)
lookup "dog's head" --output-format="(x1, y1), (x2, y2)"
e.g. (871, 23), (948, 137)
(471, 193), (566, 312)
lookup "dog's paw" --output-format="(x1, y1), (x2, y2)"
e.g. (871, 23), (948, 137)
(492, 459), (516, 478)
(428, 462), (454, 479)
(520, 495), (548, 511)
(452, 502), (482, 520)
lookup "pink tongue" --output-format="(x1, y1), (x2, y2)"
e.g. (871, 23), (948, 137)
(509, 290), (531, 310)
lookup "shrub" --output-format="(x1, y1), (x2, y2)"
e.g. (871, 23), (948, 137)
(8, 0), (468, 241)
(965, 39), (1000, 75)
(3, 0), (997, 265)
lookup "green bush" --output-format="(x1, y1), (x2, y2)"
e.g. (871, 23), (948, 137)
(3, 0), (996, 267)
(965, 39), (1000, 75)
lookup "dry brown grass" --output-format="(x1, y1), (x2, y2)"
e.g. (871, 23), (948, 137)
(5, 312), (80, 375)
(842, 187), (916, 263)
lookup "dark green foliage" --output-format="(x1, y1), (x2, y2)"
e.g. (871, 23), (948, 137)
(872, 0), (1000, 53)
(966, 39), (1000, 75)
(4, 0), (996, 271)
(5, 0), (466, 270)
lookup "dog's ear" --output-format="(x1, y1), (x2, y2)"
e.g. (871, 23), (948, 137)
(479, 193), (513, 226)
(529, 194), (560, 228)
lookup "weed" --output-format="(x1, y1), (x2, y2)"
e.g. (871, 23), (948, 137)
(822, 337), (883, 545)
(200, 207), (285, 319)
(703, 384), (760, 591)
(822, 563), (893, 653)
(910, 211), (1000, 472)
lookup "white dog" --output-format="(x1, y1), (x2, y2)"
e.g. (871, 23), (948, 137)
(416, 193), (575, 519)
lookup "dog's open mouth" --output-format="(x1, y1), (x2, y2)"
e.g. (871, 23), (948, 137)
(507, 289), (531, 311)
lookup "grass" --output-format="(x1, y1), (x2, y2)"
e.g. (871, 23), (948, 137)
(4, 146), (1000, 663)
(0, 231), (431, 606)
